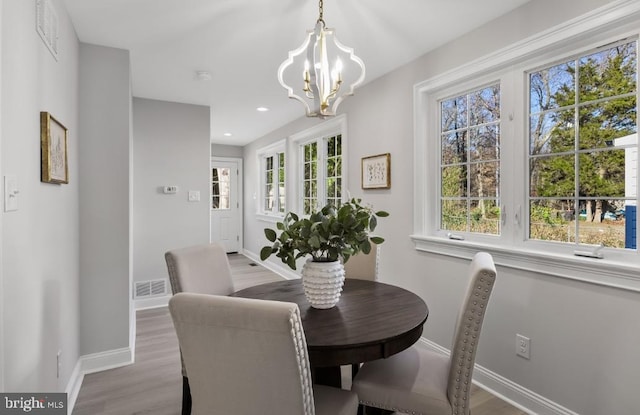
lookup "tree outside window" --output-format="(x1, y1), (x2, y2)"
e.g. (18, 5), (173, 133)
(440, 85), (501, 235)
(529, 41), (637, 248)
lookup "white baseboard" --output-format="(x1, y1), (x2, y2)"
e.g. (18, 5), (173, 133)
(417, 338), (579, 415)
(242, 249), (301, 280)
(65, 359), (84, 415)
(134, 294), (171, 310)
(66, 347), (133, 414)
(79, 347), (133, 375)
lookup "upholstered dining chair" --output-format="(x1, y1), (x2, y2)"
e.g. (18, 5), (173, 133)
(343, 242), (379, 280)
(164, 242), (235, 415)
(169, 292), (360, 415)
(351, 252), (497, 415)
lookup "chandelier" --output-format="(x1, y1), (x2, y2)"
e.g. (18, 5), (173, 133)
(278, 0), (365, 118)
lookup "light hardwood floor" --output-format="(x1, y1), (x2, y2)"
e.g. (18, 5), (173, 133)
(72, 253), (526, 415)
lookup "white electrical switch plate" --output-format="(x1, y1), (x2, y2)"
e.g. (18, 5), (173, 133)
(4, 175), (19, 212)
(188, 191), (200, 202)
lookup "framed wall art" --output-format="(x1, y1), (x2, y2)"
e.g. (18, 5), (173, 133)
(40, 111), (69, 184)
(361, 153), (390, 189)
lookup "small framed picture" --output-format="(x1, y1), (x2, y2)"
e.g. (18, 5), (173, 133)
(361, 153), (391, 189)
(40, 112), (69, 184)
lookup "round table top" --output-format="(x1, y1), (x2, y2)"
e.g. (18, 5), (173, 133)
(231, 278), (429, 367)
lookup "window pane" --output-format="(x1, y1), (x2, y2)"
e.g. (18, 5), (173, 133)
(441, 200), (467, 232)
(529, 154), (575, 197)
(470, 199), (500, 235)
(470, 125), (499, 161)
(441, 165), (467, 198)
(470, 161), (499, 198)
(529, 110), (575, 155)
(470, 85), (500, 125)
(530, 61), (575, 113)
(442, 131), (467, 165)
(441, 96), (467, 132)
(578, 150), (626, 198)
(579, 42), (637, 102)
(577, 199), (627, 247)
(212, 167), (231, 210)
(578, 98), (637, 151)
(529, 199), (576, 243)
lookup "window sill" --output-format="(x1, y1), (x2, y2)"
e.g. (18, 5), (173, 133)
(410, 234), (640, 293)
(256, 213), (284, 224)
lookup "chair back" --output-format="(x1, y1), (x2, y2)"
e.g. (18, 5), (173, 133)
(343, 242), (379, 281)
(169, 293), (315, 415)
(165, 243), (234, 296)
(446, 252), (497, 415)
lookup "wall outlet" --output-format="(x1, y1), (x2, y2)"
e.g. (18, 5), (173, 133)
(516, 334), (530, 359)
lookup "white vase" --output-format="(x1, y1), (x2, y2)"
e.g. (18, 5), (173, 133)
(301, 259), (345, 309)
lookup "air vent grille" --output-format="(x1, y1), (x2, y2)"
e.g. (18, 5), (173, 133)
(134, 279), (167, 299)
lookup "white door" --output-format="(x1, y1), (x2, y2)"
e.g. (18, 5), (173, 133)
(210, 158), (242, 253)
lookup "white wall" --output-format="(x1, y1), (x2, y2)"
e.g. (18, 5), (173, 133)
(132, 98), (210, 288)
(78, 44), (132, 356)
(244, 1), (640, 414)
(1, 0), (80, 391)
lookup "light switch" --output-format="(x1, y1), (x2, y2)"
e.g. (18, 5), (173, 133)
(4, 175), (19, 212)
(188, 190), (200, 202)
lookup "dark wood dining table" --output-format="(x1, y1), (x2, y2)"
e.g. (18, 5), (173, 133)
(231, 278), (429, 386)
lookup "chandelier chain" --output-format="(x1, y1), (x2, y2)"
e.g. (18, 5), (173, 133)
(317, 0), (325, 26)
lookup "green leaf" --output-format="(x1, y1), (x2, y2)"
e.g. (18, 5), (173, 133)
(287, 256), (297, 270)
(370, 236), (385, 244)
(264, 228), (277, 242)
(276, 222), (285, 231)
(260, 246), (273, 260)
(369, 215), (377, 231)
(376, 211), (390, 217)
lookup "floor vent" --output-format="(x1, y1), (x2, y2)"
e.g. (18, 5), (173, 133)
(134, 279), (167, 299)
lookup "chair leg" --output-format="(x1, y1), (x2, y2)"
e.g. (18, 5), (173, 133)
(182, 376), (192, 415)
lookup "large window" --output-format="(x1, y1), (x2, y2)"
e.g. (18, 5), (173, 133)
(301, 134), (343, 214)
(528, 41), (637, 249)
(440, 84), (501, 235)
(292, 115), (347, 215)
(414, 12), (640, 290)
(258, 140), (286, 216)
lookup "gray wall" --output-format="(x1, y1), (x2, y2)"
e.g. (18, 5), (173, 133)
(244, 1), (640, 414)
(1, 0), (80, 391)
(132, 98), (210, 286)
(79, 44), (132, 355)
(211, 143), (243, 158)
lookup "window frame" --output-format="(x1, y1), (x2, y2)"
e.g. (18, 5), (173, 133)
(257, 139), (286, 220)
(412, 3), (640, 292)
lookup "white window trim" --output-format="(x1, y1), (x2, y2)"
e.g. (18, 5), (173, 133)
(412, 0), (640, 293)
(289, 114), (348, 214)
(256, 139), (286, 223)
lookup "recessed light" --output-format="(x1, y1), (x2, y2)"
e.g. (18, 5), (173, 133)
(223, 132), (232, 137)
(256, 107), (269, 112)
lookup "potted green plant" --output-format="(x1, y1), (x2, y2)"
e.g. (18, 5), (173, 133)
(260, 198), (388, 308)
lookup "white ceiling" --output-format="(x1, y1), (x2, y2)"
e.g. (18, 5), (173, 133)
(62, 0), (530, 145)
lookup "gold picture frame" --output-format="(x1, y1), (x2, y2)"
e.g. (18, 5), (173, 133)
(40, 111), (69, 184)
(361, 153), (391, 189)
